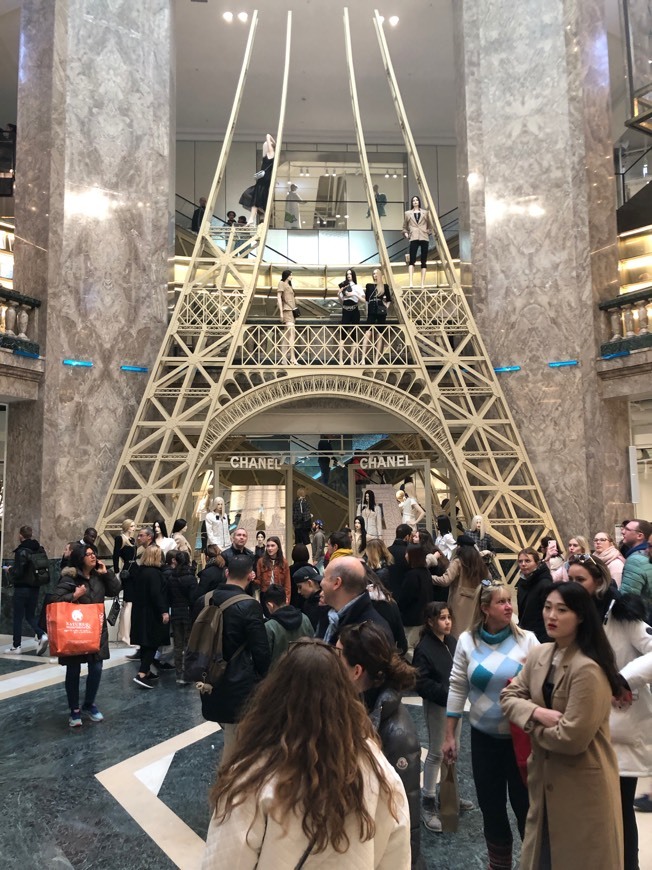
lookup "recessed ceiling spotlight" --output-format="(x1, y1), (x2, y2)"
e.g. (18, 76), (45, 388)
(223, 11), (233, 22)
(237, 11), (248, 22)
(389, 15), (399, 26)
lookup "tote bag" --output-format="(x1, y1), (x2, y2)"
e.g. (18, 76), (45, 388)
(46, 602), (104, 657)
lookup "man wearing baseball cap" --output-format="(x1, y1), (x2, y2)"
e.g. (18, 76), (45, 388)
(293, 564), (328, 635)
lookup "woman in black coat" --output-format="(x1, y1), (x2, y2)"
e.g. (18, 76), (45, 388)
(194, 544), (226, 605)
(166, 551), (197, 683)
(131, 545), (170, 688)
(339, 621), (426, 870)
(515, 547), (553, 642)
(52, 544), (121, 727)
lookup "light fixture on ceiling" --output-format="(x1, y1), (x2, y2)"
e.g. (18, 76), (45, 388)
(389, 15), (399, 26)
(222, 11), (233, 22)
(392, 171), (397, 178)
(237, 11), (248, 22)
(384, 169), (390, 178)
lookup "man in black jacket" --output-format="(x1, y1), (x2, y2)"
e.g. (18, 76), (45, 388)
(318, 556), (392, 645)
(220, 528), (254, 569)
(294, 564), (330, 636)
(199, 554), (270, 755)
(5, 525), (49, 655)
(387, 523), (412, 600)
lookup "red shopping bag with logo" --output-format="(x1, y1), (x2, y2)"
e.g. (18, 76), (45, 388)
(46, 602), (104, 656)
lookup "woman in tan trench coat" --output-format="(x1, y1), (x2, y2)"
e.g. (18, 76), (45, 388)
(431, 535), (487, 635)
(501, 582), (624, 870)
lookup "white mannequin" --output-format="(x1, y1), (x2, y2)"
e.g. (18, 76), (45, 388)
(395, 489), (425, 529)
(205, 496), (231, 549)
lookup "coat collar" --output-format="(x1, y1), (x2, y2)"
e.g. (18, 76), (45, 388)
(532, 641), (579, 694)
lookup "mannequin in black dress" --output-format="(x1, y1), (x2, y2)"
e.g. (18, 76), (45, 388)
(362, 269), (392, 363)
(248, 133), (276, 225)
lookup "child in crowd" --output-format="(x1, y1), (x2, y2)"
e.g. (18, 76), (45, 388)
(413, 601), (474, 832)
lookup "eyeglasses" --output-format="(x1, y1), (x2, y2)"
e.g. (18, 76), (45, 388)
(568, 553), (595, 565)
(624, 526), (640, 533)
(593, 537), (608, 542)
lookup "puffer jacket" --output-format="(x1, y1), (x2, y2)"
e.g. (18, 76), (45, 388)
(52, 566), (121, 665)
(199, 584), (271, 724)
(366, 686), (425, 870)
(621, 544), (652, 602)
(516, 562), (554, 642)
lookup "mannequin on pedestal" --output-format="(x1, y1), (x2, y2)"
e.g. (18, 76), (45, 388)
(205, 497), (231, 550)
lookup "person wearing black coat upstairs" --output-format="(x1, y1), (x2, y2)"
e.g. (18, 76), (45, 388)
(318, 556), (393, 646)
(413, 602), (475, 833)
(339, 621), (426, 870)
(193, 553), (270, 757)
(515, 547), (554, 642)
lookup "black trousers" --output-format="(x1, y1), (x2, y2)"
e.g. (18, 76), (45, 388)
(471, 727), (529, 846)
(139, 646), (157, 675)
(620, 775), (639, 870)
(294, 527), (310, 545)
(409, 239), (428, 268)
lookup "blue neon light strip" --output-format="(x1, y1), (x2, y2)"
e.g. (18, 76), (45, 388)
(120, 365), (149, 373)
(601, 351), (630, 360)
(62, 359), (93, 368)
(13, 348), (39, 359)
(548, 360), (579, 368)
(494, 365), (521, 373)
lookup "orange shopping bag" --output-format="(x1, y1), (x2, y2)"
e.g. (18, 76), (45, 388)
(46, 602), (104, 656)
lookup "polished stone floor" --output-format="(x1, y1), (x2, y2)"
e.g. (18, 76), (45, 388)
(0, 636), (650, 870)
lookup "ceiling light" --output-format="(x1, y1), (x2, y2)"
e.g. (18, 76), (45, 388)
(389, 15), (399, 26)
(223, 11), (233, 22)
(384, 170), (390, 178)
(237, 11), (248, 22)
(392, 172), (397, 178)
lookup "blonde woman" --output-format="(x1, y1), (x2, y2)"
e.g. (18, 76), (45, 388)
(364, 538), (394, 586)
(592, 531), (625, 587)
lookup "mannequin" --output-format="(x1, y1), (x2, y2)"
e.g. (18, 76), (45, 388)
(357, 489), (383, 539)
(395, 489), (425, 529)
(403, 194), (434, 288)
(205, 497), (231, 550)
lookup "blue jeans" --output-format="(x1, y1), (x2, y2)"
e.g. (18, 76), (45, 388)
(64, 660), (103, 711)
(12, 586), (44, 647)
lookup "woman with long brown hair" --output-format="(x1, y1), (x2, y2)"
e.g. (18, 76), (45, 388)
(202, 639), (410, 868)
(254, 535), (291, 604)
(431, 534), (488, 634)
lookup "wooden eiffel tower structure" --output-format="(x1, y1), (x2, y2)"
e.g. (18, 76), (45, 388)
(96, 8), (559, 578)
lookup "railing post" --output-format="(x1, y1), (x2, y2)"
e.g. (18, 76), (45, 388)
(636, 301), (649, 335)
(4, 300), (17, 335)
(608, 309), (622, 341)
(17, 304), (29, 339)
(623, 304), (635, 337)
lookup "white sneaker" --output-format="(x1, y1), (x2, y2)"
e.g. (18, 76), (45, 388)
(5, 645), (21, 654)
(36, 634), (49, 656)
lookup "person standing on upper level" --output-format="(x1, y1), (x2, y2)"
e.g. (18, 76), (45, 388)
(403, 195), (434, 289)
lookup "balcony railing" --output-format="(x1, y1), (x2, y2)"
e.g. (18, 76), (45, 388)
(0, 287), (41, 355)
(599, 286), (652, 356)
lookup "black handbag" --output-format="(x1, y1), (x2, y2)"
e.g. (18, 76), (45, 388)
(292, 307), (300, 318)
(107, 597), (121, 626)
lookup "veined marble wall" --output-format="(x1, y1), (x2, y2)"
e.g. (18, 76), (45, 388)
(454, 0), (632, 539)
(4, 0), (173, 555)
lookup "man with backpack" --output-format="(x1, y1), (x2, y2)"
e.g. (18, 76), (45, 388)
(189, 554), (270, 756)
(4, 525), (50, 655)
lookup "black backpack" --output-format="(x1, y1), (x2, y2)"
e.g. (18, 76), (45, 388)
(24, 548), (51, 587)
(184, 592), (249, 693)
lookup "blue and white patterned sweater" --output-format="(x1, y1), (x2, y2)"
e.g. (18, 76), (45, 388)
(446, 625), (539, 737)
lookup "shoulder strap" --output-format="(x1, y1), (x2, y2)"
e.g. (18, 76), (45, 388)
(218, 593), (251, 613)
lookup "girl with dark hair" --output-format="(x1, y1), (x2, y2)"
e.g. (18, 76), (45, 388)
(357, 488), (383, 538)
(152, 517), (175, 555)
(403, 194), (434, 288)
(52, 544), (120, 726)
(501, 582), (624, 869)
(353, 516), (367, 554)
(277, 268), (297, 364)
(398, 544), (434, 657)
(337, 268), (365, 359)
(338, 622), (424, 870)
(413, 602), (474, 832)
(569, 555), (652, 870)
(516, 547), (553, 642)
(443, 581), (538, 870)
(432, 535), (488, 634)
(255, 535), (290, 604)
(203, 639), (410, 867)
(167, 550), (196, 685)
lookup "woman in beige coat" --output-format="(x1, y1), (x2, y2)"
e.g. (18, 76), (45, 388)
(501, 582), (624, 870)
(431, 535), (487, 634)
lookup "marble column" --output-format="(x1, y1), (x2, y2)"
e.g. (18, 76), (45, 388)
(454, 0), (632, 538)
(4, 0), (174, 555)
